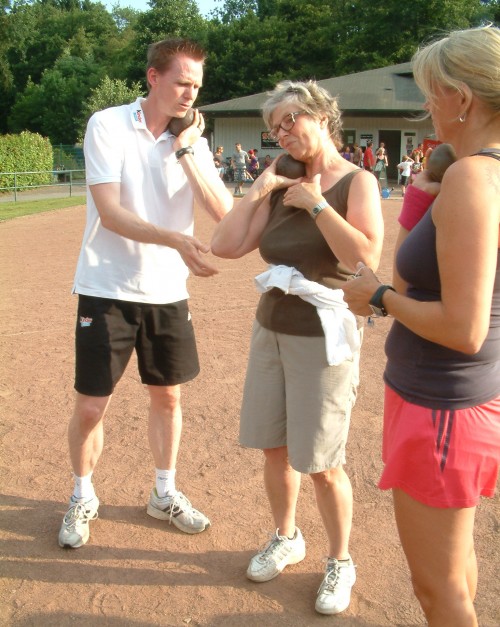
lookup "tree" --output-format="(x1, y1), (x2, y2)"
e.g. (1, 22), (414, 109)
(9, 51), (102, 144)
(126, 0), (208, 85)
(78, 75), (144, 140)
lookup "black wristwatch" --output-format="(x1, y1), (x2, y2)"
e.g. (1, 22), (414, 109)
(369, 284), (395, 317)
(175, 146), (194, 160)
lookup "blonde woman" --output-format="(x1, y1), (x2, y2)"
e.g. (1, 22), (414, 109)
(344, 26), (500, 627)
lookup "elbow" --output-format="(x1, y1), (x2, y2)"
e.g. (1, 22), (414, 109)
(449, 327), (488, 355)
(210, 236), (234, 259)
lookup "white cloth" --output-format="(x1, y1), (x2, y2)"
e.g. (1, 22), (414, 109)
(254, 265), (360, 366)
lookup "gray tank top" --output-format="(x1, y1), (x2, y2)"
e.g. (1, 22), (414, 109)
(384, 162), (500, 409)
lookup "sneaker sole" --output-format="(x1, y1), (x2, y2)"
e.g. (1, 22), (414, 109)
(147, 504), (210, 535)
(315, 598), (352, 615)
(246, 549), (306, 582)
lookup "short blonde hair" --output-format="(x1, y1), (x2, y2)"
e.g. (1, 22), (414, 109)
(262, 80), (343, 149)
(412, 25), (500, 112)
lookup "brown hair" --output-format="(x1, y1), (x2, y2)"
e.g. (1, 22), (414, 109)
(146, 38), (206, 87)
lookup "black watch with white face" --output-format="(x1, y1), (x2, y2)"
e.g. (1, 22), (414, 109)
(369, 284), (395, 317)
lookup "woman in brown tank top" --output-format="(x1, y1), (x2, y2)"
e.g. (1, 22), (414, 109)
(212, 80), (383, 614)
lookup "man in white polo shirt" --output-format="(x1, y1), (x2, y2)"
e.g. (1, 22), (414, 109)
(58, 38), (232, 549)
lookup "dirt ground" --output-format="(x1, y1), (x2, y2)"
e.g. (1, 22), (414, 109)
(0, 197), (499, 627)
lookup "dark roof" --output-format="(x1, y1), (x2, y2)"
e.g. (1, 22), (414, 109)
(200, 62), (425, 117)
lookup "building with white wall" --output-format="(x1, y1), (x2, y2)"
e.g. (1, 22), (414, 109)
(200, 62), (434, 181)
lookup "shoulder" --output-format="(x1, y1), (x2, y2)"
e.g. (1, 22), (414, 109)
(435, 156), (500, 222)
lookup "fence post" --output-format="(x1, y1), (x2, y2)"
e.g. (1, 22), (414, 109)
(14, 172), (17, 202)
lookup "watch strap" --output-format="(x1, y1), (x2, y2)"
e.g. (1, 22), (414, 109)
(175, 146), (194, 160)
(369, 284), (395, 316)
(311, 199), (329, 220)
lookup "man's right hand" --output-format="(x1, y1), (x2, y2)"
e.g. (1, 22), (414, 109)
(174, 233), (219, 277)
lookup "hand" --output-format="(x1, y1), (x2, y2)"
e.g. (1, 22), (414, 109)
(342, 263), (382, 316)
(251, 154), (304, 195)
(282, 172), (323, 212)
(412, 169), (441, 197)
(173, 109), (205, 151)
(175, 233), (219, 277)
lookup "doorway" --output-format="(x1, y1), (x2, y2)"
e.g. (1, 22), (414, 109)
(378, 130), (402, 182)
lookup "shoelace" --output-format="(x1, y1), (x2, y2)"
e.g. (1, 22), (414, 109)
(63, 503), (97, 529)
(320, 562), (341, 593)
(163, 492), (192, 524)
(259, 534), (292, 562)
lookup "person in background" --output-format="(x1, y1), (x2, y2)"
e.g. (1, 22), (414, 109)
(247, 149), (260, 179)
(352, 143), (363, 168)
(343, 25), (500, 627)
(373, 142), (388, 194)
(211, 79), (383, 615)
(396, 154), (414, 196)
(410, 151), (423, 184)
(263, 154), (273, 169)
(363, 140), (375, 172)
(58, 37), (232, 550)
(341, 145), (352, 161)
(232, 142), (250, 197)
(213, 145), (225, 179)
(411, 142), (424, 163)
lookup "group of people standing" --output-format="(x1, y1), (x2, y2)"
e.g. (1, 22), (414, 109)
(58, 26), (499, 626)
(214, 144), (269, 197)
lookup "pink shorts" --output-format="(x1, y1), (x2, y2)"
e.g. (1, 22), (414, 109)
(379, 385), (500, 508)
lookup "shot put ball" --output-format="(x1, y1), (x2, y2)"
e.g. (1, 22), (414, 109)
(168, 108), (195, 136)
(426, 143), (457, 182)
(275, 154), (306, 179)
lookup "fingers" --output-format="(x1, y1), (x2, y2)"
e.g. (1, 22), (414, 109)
(179, 235), (218, 277)
(193, 109), (205, 133)
(193, 262), (218, 277)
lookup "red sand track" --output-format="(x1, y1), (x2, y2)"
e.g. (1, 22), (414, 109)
(0, 199), (498, 626)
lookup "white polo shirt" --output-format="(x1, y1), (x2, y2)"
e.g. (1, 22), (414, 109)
(73, 98), (219, 304)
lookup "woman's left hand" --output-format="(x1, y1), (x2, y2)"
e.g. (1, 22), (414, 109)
(342, 263), (382, 315)
(282, 173), (323, 213)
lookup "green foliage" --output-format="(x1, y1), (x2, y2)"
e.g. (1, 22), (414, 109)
(78, 75), (145, 140)
(0, 0), (497, 140)
(0, 131), (53, 190)
(9, 52), (103, 144)
(127, 0), (208, 84)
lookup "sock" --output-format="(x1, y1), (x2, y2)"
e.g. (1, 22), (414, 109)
(155, 468), (176, 498)
(73, 472), (95, 500)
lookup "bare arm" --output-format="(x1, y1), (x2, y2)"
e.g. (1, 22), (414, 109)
(90, 183), (219, 277)
(282, 170), (384, 272)
(344, 157), (500, 353)
(211, 157), (300, 259)
(173, 110), (232, 222)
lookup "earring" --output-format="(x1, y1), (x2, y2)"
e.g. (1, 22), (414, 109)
(459, 113), (467, 123)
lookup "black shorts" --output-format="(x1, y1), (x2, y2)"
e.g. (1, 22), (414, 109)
(74, 295), (200, 396)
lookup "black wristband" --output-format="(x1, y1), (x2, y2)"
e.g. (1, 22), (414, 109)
(369, 284), (395, 317)
(175, 146), (194, 160)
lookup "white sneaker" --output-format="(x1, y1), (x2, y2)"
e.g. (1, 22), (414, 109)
(315, 556), (356, 615)
(246, 528), (306, 582)
(58, 495), (99, 548)
(147, 489), (210, 534)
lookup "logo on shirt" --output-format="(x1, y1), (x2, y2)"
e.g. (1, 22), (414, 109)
(80, 316), (93, 327)
(133, 109), (143, 124)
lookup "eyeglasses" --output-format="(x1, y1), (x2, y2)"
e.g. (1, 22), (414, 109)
(269, 111), (307, 141)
